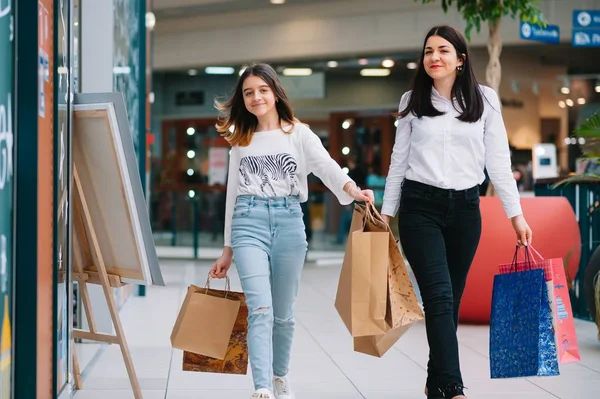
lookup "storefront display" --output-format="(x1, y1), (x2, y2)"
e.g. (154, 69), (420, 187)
(55, 0), (72, 394)
(0, 1), (14, 397)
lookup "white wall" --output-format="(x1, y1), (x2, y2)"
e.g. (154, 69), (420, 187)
(152, 0), (600, 70)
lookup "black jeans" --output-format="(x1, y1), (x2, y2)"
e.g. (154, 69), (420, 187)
(398, 179), (482, 396)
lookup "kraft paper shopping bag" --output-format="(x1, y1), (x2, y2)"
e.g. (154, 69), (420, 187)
(171, 278), (240, 360)
(183, 290), (249, 375)
(334, 204), (390, 337)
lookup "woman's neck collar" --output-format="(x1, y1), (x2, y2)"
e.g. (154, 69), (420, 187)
(432, 76), (456, 100)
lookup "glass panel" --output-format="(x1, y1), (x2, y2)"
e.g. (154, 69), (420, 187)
(113, 0), (141, 158)
(0, 1), (14, 397)
(55, 0), (72, 393)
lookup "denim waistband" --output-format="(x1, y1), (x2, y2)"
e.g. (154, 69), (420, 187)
(236, 195), (300, 207)
(402, 179), (479, 198)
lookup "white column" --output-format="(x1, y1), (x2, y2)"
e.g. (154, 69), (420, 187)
(81, 0), (113, 93)
(79, 0), (114, 335)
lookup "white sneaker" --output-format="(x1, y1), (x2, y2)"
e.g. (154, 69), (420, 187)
(273, 376), (295, 399)
(251, 388), (274, 399)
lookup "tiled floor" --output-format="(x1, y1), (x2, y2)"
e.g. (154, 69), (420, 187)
(73, 260), (600, 399)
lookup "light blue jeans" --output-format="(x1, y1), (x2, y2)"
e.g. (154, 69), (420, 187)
(231, 195), (308, 391)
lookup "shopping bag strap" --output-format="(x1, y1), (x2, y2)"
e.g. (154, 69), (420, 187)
(204, 275), (232, 298)
(510, 244), (536, 272)
(527, 245), (544, 261)
(364, 202), (392, 233)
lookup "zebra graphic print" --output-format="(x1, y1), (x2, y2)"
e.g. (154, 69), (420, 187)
(239, 153), (300, 196)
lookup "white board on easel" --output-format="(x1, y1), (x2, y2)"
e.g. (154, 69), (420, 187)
(73, 92), (163, 286)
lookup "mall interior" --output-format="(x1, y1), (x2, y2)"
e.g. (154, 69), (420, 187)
(2, 0), (600, 398)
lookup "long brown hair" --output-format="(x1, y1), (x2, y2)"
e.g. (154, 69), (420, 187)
(215, 63), (300, 147)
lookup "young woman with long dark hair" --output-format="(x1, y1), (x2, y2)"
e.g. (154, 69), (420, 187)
(381, 26), (532, 399)
(209, 63), (374, 399)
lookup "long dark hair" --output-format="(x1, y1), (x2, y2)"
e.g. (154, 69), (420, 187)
(399, 25), (484, 123)
(215, 63), (300, 147)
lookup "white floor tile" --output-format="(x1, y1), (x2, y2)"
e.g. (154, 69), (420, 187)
(73, 260), (600, 399)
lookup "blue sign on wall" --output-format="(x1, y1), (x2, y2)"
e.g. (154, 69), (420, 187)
(572, 28), (600, 47)
(573, 10), (600, 28)
(572, 10), (600, 47)
(520, 21), (560, 44)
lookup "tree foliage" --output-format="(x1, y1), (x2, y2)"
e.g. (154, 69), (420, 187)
(417, 0), (546, 40)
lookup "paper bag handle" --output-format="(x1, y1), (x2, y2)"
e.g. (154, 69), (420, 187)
(204, 275), (232, 298)
(364, 202), (392, 233)
(509, 245), (535, 272)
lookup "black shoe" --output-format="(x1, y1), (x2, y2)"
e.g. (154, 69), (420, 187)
(440, 383), (466, 398)
(425, 386), (444, 399)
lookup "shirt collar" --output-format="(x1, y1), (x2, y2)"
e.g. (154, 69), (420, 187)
(431, 86), (451, 103)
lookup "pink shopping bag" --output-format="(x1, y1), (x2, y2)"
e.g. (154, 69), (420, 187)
(498, 246), (581, 363)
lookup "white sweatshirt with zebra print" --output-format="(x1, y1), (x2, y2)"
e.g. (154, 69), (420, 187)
(224, 123), (354, 246)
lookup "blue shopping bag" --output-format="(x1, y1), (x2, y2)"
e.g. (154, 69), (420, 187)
(489, 268), (559, 378)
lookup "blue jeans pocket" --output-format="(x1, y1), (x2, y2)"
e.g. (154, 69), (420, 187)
(287, 204), (303, 217)
(233, 204), (251, 218)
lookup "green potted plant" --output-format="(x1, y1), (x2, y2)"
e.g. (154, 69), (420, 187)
(553, 110), (600, 186)
(553, 109), (600, 338)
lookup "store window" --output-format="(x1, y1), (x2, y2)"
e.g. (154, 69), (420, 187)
(0, 1), (14, 397)
(55, 0), (73, 394)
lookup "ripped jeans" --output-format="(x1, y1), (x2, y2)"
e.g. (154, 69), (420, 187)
(231, 195), (308, 391)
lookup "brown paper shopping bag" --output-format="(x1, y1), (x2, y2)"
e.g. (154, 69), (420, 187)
(334, 204), (390, 337)
(183, 290), (249, 375)
(350, 204), (424, 357)
(354, 325), (412, 358)
(171, 277), (241, 360)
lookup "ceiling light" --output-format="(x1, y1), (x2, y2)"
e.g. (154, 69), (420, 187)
(187, 127), (195, 136)
(327, 61), (339, 68)
(394, 120), (399, 127)
(381, 59), (395, 68)
(360, 68), (391, 77)
(560, 86), (570, 94)
(145, 12), (156, 30)
(558, 101), (566, 108)
(342, 147), (350, 155)
(358, 58), (369, 65)
(406, 62), (418, 70)
(579, 137), (586, 145)
(270, 0), (286, 4)
(342, 119), (353, 130)
(205, 66), (235, 75)
(342, 167), (349, 174)
(187, 150), (196, 158)
(188, 69), (198, 76)
(187, 169), (194, 176)
(565, 99), (574, 107)
(577, 97), (586, 105)
(188, 190), (196, 199)
(282, 68), (312, 76)
(596, 85), (600, 93)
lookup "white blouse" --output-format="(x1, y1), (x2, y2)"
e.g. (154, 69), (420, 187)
(381, 85), (522, 219)
(224, 123), (354, 246)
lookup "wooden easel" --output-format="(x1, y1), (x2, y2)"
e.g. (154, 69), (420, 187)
(70, 166), (142, 398)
